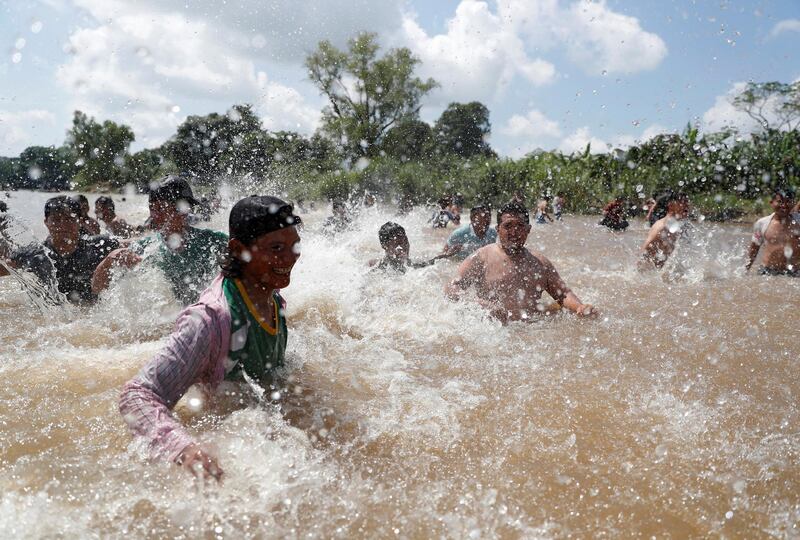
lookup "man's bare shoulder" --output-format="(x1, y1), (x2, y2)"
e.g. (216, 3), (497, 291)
(527, 249), (553, 266)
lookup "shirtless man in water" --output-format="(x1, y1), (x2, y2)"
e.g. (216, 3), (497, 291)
(745, 187), (800, 276)
(445, 202), (596, 323)
(638, 191), (690, 271)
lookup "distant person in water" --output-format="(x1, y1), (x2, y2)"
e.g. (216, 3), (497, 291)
(745, 186), (800, 276)
(0, 196), (118, 304)
(535, 197), (553, 224)
(599, 196), (629, 231)
(92, 175), (228, 305)
(441, 204), (497, 261)
(95, 196), (135, 239)
(322, 200), (351, 234)
(638, 191), (691, 271)
(75, 194), (101, 236)
(553, 192), (565, 221)
(0, 200), (8, 237)
(429, 196), (458, 228)
(370, 222), (449, 272)
(445, 202), (597, 323)
(449, 193), (464, 225)
(119, 196), (301, 481)
(646, 192), (669, 226)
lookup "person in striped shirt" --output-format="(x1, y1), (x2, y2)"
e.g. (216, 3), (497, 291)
(119, 195), (301, 481)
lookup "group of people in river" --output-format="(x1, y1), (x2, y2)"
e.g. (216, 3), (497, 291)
(0, 176), (798, 480)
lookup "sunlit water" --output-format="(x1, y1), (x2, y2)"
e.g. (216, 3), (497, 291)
(1, 190), (798, 538)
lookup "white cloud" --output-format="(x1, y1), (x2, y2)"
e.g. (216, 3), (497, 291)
(771, 19), (800, 38)
(558, 126), (609, 154)
(641, 124), (672, 141)
(399, 0), (666, 103)
(399, 0), (556, 103)
(56, 0), (399, 147)
(701, 82), (762, 133)
(0, 110), (57, 155)
(497, 0), (667, 75)
(501, 109), (561, 138)
(560, 1), (667, 74)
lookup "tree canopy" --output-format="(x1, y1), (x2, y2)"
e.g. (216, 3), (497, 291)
(306, 32), (437, 160)
(732, 81), (800, 132)
(434, 102), (495, 158)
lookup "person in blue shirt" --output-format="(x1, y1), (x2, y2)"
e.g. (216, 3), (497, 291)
(441, 204), (497, 260)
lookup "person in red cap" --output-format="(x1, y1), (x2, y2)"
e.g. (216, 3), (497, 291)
(119, 195), (302, 481)
(92, 175), (228, 304)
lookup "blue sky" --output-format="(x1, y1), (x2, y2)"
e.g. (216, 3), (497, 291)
(1, 0), (798, 158)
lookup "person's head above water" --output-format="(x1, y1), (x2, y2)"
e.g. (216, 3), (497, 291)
(0, 200), (7, 232)
(223, 195), (301, 290)
(94, 196), (116, 222)
(496, 201), (531, 253)
(332, 200), (347, 217)
(73, 194), (91, 218)
(378, 221), (409, 260)
(664, 190), (690, 218)
(470, 205), (492, 237)
(43, 196), (82, 247)
(148, 175), (199, 232)
(770, 185), (796, 217)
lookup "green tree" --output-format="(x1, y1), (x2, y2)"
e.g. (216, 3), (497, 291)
(164, 104), (263, 181)
(17, 146), (76, 190)
(0, 157), (20, 189)
(66, 111), (135, 188)
(381, 118), (434, 160)
(124, 148), (168, 190)
(732, 81), (800, 132)
(306, 32), (437, 159)
(434, 102), (495, 158)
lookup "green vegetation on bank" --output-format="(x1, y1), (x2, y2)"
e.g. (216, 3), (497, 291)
(1, 33), (798, 218)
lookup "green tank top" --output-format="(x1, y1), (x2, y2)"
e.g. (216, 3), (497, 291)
(222, 277), (287, 383)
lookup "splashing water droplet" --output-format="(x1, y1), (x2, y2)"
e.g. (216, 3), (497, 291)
(31, 20), (43, 33)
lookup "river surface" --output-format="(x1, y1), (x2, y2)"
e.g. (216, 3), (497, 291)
(0, 190), (798, 538)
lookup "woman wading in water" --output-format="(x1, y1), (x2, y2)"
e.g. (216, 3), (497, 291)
(119, 196), (301, 481)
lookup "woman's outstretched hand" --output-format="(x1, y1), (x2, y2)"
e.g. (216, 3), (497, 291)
(176, 443), (224, 482)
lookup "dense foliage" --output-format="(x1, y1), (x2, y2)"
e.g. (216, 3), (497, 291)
(1, 34), (797, 218)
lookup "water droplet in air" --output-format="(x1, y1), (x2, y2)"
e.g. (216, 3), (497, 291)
(15, 38), (26, 50)
(725, 510), (734, 520)
(11, 52), (22, 63)
(31, 20), (43, 33)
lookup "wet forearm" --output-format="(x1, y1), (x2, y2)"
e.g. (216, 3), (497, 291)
(745, 243), (760, 270)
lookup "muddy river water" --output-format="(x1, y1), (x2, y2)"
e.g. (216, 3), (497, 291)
(0, 190), (798, 538)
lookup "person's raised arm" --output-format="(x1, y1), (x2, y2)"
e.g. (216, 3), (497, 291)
(119, 305), (225, 481)
(91, 248), (141, 295)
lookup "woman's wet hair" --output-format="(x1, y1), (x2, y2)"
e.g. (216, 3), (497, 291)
(378, 222), (406, 248)
(497, 201), (530, 225)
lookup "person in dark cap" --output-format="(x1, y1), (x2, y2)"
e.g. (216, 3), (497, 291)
(95, 196), (135, 238)
(0, 196), (119, 304)
(92, 175), (228, 304)
(118, 195), (302, 482)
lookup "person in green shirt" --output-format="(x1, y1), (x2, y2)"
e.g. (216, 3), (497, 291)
(92, 175), (228, 304)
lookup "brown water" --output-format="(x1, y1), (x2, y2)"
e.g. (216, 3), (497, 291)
(1, 190), (798, 538)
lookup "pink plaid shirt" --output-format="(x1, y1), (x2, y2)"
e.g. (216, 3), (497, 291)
(119, 275), (232, 462)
